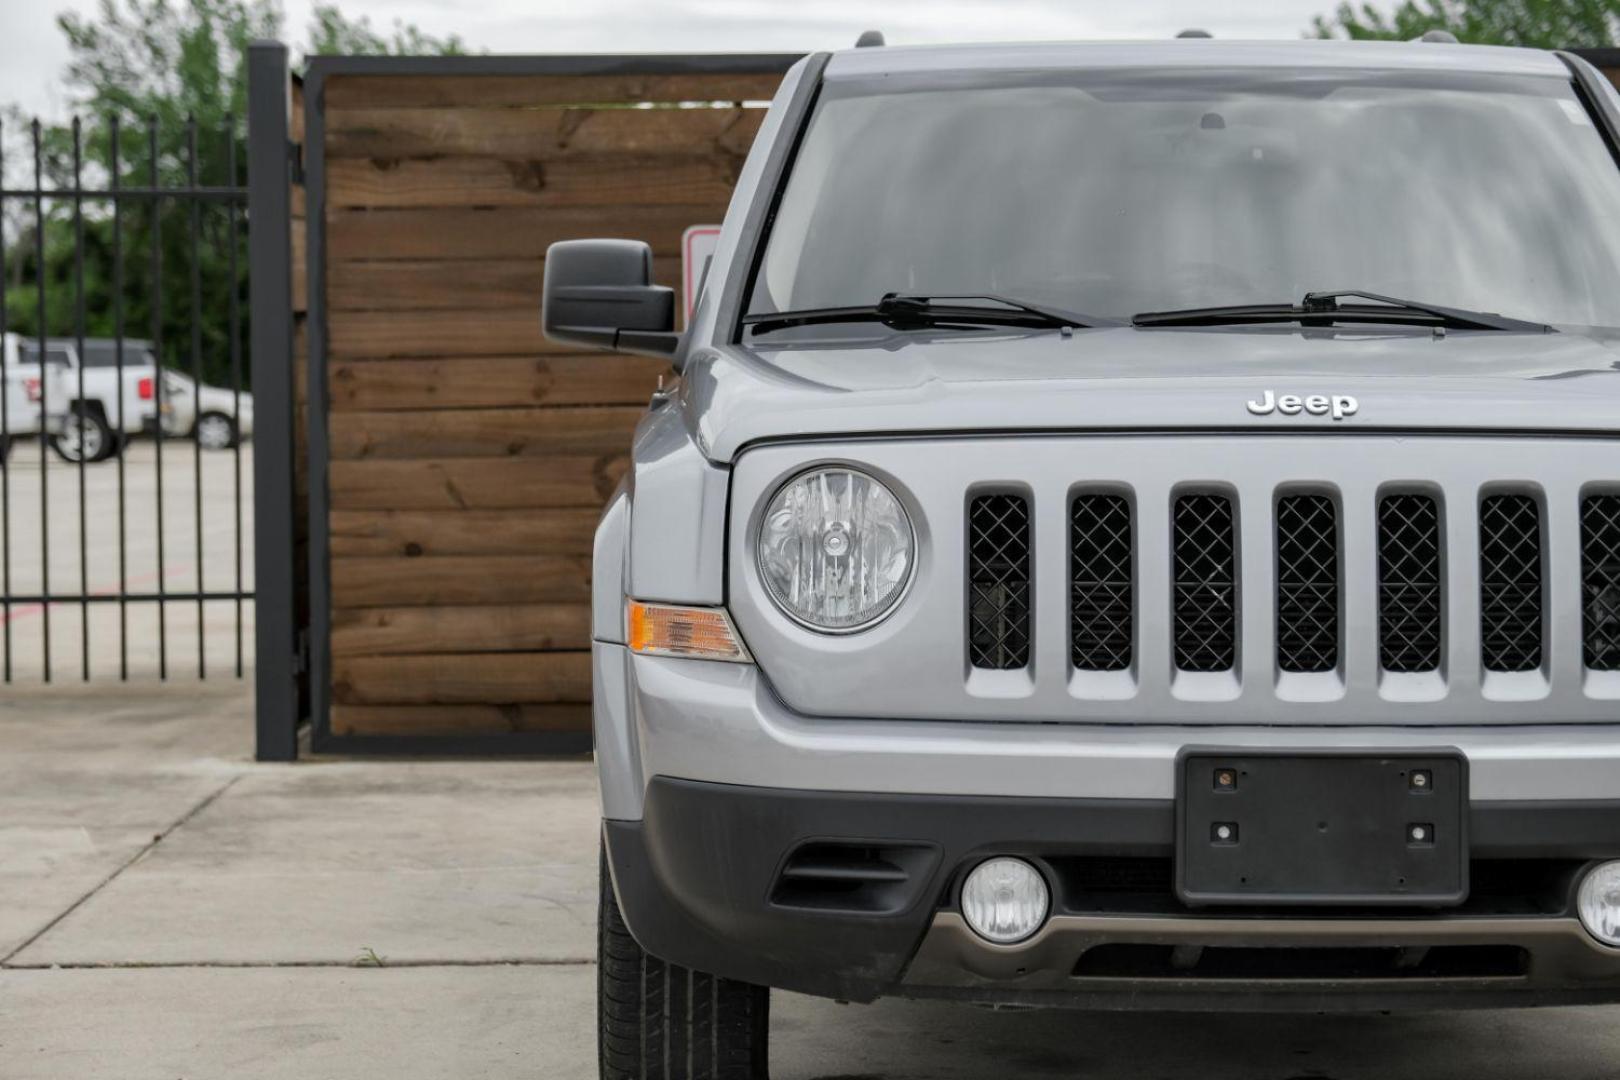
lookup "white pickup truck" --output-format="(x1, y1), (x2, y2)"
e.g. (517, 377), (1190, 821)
(0, 333), (71, 465)
(13, 336), (160, 462)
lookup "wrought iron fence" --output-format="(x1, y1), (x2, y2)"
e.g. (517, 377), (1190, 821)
(0, 111), (252, 682)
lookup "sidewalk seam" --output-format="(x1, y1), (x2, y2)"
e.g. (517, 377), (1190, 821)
(0, 775), (243, 967)
(2, 958), (596, 971)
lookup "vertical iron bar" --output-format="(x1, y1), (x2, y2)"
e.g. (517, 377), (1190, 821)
(226, 116), (243, 677)
(32, 120), (50, 683)
(248, 41), (298, 760)
(187, 116), (204, 678)
(72, 117), (88, 680)
(1, 115), (11, 683)
(148, 116), (166, 679)
(111, 115), (129, 679)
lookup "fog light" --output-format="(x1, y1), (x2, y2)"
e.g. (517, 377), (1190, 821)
(961, 857), (1049, 944)
(1578, 861), (1620, 947)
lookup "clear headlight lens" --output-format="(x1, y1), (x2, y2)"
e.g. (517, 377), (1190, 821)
(757, 467), (914, 632)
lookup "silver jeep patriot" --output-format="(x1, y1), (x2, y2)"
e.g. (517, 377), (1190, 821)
(543, 38), (1620, 1078)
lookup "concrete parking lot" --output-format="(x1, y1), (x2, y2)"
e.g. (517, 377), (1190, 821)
(0, 439), (252, 684)
(5, 682), (1620, 1079)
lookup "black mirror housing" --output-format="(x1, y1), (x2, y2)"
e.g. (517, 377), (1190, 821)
(541, 239), (679, 359)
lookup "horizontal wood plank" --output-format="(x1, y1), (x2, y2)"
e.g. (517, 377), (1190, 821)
(328, 154), (741, 210)
(325, 106), (764, 160)
(330, 406), (642, 459)
(323, 72), (787, 110)
(329, 307), (570, 358)
(330, 456), (627, 510)
(329, 508), (600, 557)
(328, 257), (680, 312)
(330, 702), (593, 737)
(333, 651), (592, 705)
(329, 355), (663, 410)
(331, 603), (591, 656)
(326, 204), (719, 260)
(332, 555), (591, 606)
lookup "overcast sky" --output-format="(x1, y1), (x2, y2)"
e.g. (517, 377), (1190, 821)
(1, 0), (1342, 118)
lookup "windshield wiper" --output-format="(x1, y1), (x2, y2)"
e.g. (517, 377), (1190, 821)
(1132, 290), (1554, 333)
(744, 293), (1114, 336)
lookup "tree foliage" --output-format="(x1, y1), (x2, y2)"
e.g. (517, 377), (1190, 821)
(1311, 0), (1620, 47)
(2, 0), (466, 386)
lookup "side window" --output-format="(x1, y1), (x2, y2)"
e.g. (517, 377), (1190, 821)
(46, 348), (72, 368)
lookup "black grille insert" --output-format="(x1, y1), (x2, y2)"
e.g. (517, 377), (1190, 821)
(1479, 495), (1544, 673)
(1276, 495), (1340, 673)
(1173, 494), (1237, 672)
(968, 494), (1031, 670)
(1379, 494), (1443, 673)
(1583, 495), (1620, 671)
(1071, 495), (1133, 671)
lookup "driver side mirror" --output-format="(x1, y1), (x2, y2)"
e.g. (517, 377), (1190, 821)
(541, 239), (678, 360)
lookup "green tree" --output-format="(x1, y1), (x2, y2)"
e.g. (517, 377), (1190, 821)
(1, 0), (467, 387)
(1311, 0), (1620, 47)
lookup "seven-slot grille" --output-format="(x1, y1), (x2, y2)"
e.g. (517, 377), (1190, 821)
(967, 494), (1031, 669)
(963, 488), (1607, 677)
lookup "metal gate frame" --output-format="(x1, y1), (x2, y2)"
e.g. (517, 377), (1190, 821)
(294, 51), (802, 757)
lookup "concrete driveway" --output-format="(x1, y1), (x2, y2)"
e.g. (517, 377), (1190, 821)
(4, 683), (1620, 1079)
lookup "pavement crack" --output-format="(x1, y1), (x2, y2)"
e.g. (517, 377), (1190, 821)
(0, 775), (243, 967)
(2, 957), (596, 971)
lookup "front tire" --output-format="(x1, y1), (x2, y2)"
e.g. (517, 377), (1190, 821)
(599, 845), (770, 1080)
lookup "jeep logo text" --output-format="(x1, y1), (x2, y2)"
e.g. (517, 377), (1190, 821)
(1246, 390), (1359, 421)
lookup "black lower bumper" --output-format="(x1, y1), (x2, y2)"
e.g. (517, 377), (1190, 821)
(604, 777), (1620, 1008)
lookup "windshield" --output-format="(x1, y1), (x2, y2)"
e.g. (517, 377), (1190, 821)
(746, 68), (1620, 331)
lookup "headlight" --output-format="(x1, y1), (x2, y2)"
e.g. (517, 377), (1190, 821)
(757, 466), (914, 632)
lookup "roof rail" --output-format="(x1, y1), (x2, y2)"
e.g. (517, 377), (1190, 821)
(855, 30), (885, 47)
(1413, 29), (1460, 42)
(1176, 28), (1213, 38)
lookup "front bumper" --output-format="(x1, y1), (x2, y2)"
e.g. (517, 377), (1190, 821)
(605, 776), (1620, 1010)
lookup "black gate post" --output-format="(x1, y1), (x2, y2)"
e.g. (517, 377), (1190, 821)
(248, 41), (300, 761)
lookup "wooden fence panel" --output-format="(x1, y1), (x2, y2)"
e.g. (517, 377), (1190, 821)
(313, 65), (781, 742)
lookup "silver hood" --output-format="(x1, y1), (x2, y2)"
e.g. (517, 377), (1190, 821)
(679, 326), (1620, 463)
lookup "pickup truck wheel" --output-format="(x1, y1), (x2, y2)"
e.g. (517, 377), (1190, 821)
(50, 406), (113, 463)
(599, 846), (770, 1080)
(195, 411), (238, 451)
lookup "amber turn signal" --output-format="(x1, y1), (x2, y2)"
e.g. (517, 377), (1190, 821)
(626, 601), (752, 663)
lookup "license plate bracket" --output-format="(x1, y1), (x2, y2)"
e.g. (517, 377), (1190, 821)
(1175, 749), (1469, 907)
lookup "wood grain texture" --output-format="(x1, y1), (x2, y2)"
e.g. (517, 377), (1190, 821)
(329, 508), (600, 557)
(322, 72), (786, 110)
(327, 256), (681, 313)
(333, 651), (593, 705)
(331, 603), (591, 656)
(328, 307), (570, 358)
(327, 154), (740, 210)
(329, 406), (642, 460)
(330, 702), (593, 736)
(326, 204), (716, 260)
(331, 554), (591, 607)
(330, 456), (627, 510)
(324, 106), (764, 160)
(328, 355), (663, 410)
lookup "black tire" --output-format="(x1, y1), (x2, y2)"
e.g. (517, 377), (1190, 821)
(50, 404), (114, 463)
(599, 845), (770, 1080)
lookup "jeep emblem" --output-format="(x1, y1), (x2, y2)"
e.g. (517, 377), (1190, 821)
(1247, 390), (1358, 421)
